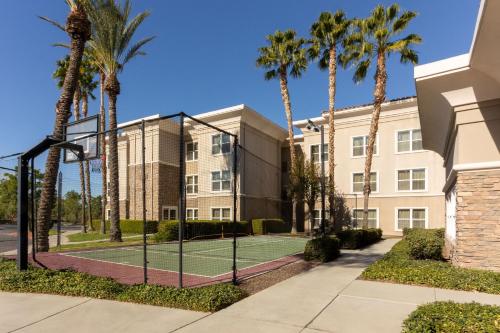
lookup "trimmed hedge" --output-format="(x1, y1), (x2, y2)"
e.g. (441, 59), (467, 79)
(361, 239), (500, 294)
(304, 236), (341, 262)
(402, 301), (500, 333)
(404, 228), (444, 260)
(94, 220), (159, 234)
(0, 258), (246, 312)
(251, 219), (291, 235)
(155, 220), (250, 242)
(336, 228), (383, 249)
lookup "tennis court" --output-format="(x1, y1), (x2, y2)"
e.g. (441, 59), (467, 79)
(60, 235), (309, 278)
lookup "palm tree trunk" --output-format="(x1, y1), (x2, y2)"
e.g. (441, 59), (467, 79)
(99, 71), (107, 234)
(73, 86), (87, 233)
(327, 46), (337, 231)
(279, 71), (298, 234)
(362, 52), (387, 229)
(36, 7), (90, 251)
(105, 73), (122, 242)
(82, 93), (94, 231)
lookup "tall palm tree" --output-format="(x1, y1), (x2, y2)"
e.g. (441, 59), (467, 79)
(341, 4), (421, 228)
(256, 29), (307, 233)
(308, 11), (351, 231)
(98, 69), (107, 234)
(37, 0), (91, 251)
(86, 0), (154, 241)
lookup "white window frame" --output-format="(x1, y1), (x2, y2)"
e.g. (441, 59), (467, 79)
(162, 206), (178, 220)
(211, 170), (231, 192)
(186, 174), (198, 195)
(186, 141), (198, 161)
(395, 167), (428, 192)
(395, 129), (424, 154)
(211, 133), (231, 156)
(394, 207), (428, 231)
(351, 171), (379, 194)
(186, 208), (199, 220)
(309, 143), (328, 164)
(352, 208), (380, 229)
(312, 209), (330, 228)
(351, 134), (379, 158)
(210, 207), (232, 221)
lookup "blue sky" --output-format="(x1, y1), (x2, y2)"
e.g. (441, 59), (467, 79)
(0, 0), (480, 172)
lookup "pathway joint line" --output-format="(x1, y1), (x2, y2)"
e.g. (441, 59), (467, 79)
(7, 297), (92, 333)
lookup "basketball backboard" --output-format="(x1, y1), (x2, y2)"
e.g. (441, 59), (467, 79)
(63, 115), (99, 163)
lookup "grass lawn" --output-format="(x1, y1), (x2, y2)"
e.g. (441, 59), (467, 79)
(67, 232), (141, 243)
(48, 229), (64, 236)
(0, 258), (246, 312)
(361, 239), (500, 294)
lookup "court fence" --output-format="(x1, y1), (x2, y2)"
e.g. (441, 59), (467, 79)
(20, 112), (307, 288)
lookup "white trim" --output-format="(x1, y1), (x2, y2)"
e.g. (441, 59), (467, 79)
(394, 128), (424, 154)
(309, 143), (328, 164)
(162, 205), (178, 220)
(186, 174), (198, 195)
(293, 116), (325, 126)
(395, 167), (428, 193)
(345, 193), (444, 199)
(117, 114), (160, 129)
(394, 207), (429, 231)
(211, 132), (232, 156)
(351, 134), (379, 159)
(210, 169), (232, 193)
(454, 161), (500, 172)
(210, 207), (232, 221)
(352, 207), (380, 229)
(186, 208), (199, 220)
(351, 170), (379, 194)
(186, 141), (198, 162)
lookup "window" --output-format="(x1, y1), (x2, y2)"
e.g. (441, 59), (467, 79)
(186, 175), (198, 194)
(312, 210), (330, 228)
(352, 209), (378, 228)
(212, 170), (231, 191)
(212, 208), (231, 221)
(352, 135), (377, 157)
(186, 142), (198, 161)
(186, 208), (198, 220)
(397, 208), (426, 230)
(397, 129), (423, 152)
(106, 209), (111, 220)
(212, 133), (231, 155)
(162, 207), (177, 220)
(310, 144), (328, 163)
(352, 172), (377, 193)
(397, 168), (426, 191)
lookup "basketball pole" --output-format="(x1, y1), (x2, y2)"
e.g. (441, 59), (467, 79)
(141, 120), (148, 284)
(178, 113), (185, 288)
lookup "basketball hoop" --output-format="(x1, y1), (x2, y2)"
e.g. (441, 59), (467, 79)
(90, 159), (102, 173)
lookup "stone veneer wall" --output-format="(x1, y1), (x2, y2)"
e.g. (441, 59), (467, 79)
(453, 169), (500, 271)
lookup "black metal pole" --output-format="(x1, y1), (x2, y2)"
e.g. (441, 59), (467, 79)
(178, 113), (186, 288)
(232, 136), (238, 285)
(142, 120), (148, 284)
(17, 156), (29, 270)
(30, 158), (36, 260)
(320, 125), (326, 236)
(355, 193), (358, 228)
(57, 172), (62, 248)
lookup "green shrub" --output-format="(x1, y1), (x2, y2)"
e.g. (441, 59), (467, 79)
(336, 228), (383, 249)
(304, 236), (341, 262)
(405, 228), (444, 260)
(251, 219), (291, 235)
(94, 220), (159, 234)
(0, 258), (246, 312)
(155, 220), (250, 242)
(361, 240), (500, 294)
(402, 301), (500, 333)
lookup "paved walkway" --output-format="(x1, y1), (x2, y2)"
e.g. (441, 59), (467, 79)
(2, 238), (500, 333)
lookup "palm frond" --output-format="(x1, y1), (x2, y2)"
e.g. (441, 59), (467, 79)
(39, 16), (66, 32)
(123, 36), (155, 66)
(353, 59), (370, 83)
(392, 11), (417, 34)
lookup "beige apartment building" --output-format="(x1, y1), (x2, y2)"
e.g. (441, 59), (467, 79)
(108, 105), (287, 223)
(293, 97), (446, 236)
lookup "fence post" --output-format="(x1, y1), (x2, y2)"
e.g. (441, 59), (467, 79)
(17, 156), (29, 270)
(232, 136), (238, 285)
(141, 120), (148, 284)
(30, 158), (37, 260)
(178, 113), (186, 288)
(57, 172), (62, 248)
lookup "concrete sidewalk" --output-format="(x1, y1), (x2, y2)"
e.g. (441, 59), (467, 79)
(2, 238), (500, 333)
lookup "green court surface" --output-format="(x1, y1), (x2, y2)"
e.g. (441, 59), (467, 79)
(63, 235), (309, 278)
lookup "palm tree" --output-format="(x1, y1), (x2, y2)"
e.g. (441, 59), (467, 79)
(36, 0), (91, 251)
(308, 11), (351, 231)
(256, 29), (307, 233)
(98, 69), (107, 234)
(86, 0), (154, 241)
(340, 4), (421, 228)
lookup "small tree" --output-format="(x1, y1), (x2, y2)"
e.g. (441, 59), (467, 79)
(303, 160), (320, 233)
(327, 189), (352, 233)
(287, 153), (306, 234)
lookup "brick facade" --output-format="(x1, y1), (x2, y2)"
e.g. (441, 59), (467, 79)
(452, 169), (500, 271)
